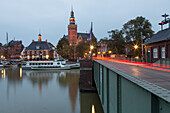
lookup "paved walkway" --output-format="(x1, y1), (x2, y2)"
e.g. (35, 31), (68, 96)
(96, 59), (170, 90)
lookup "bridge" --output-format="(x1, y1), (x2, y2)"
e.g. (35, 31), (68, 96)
(93, 58), (170, 113)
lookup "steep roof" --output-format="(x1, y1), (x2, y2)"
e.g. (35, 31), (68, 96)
(8, 40), (22, 47)
(25, 41), (54, 50)
(144, 28), (170, 44)
(64, 32), (95, 41)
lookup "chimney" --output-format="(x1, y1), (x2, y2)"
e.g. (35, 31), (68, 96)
(45, 39), (47, 42)
(32, 40), (34, 42)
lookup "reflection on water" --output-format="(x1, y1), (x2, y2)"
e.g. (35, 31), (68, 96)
(0, 67), (103, 113)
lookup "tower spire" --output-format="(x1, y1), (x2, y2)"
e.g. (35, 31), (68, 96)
(70, 7), (75, 25)
(38, 29), (42, 42)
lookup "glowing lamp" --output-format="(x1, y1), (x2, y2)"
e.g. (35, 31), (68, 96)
(90, 45), (94, 50)
(46, 55), (49, 59)
(134, 45), (138, 49)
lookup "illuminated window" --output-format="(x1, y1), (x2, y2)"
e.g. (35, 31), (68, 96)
(161, 47), (165, 58)
(153, 48), (158, 58)
(36, 46), (40, 49)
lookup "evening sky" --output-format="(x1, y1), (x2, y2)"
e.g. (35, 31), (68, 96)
(0, 0), (169, 46)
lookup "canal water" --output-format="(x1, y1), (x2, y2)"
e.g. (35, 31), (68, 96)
(0, 67), (103, 113)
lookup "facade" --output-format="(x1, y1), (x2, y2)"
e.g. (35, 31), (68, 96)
(97, 39), (111, 57)
(7, 40), (24, 59)
(144, 28), (170, 63)
(0, 47), (6, 58)
(65, 9), (95, 45)
(22, 34), (56, 61)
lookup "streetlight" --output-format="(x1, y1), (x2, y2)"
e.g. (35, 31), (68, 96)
(108, 51), (112, 54)
(90, 45), (94, 59)
(134, 45), (138, 49)
(90, 45), (94, 50)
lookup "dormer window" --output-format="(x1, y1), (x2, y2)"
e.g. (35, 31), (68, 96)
(36, 46), (40, 49)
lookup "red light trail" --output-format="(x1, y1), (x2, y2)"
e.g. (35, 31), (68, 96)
(93, 57), (170, 72)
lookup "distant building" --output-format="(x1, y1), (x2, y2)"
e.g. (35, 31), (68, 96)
(64, 9), (96, 45)
(144, 28), (170, 63)
(7, 40), (24, 59)
(22, 33), (56, 61)
(0, 47), (6, 63)
(0, 47), (6, 57)
(97, 39), (111, 57)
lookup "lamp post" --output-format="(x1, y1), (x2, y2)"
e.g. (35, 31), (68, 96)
(90, 45), (94, 60)
(141, 33), (144, 61)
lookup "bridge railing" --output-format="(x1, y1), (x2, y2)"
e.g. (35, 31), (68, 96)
(93, 60), (170, 113)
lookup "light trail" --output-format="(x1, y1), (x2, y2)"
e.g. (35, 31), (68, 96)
(93, 57), (170, 72)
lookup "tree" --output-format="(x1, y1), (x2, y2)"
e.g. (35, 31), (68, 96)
(108, 29), (125, 54)
(122, 16), (154, 57)
(56, 37), (71, 59)
(0, 42), (2, 47)
(76, 41), (90, 58)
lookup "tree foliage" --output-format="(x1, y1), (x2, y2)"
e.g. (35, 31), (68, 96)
(108, 29), (125, 54)
(122, 16), (154, 44)
(122, 16), (154, 57)
(76, 41), (90, 58)
(0, 42), (2, 47)
(57, 37), (71, 59)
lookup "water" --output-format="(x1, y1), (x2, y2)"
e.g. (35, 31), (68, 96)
(0, 67), (103, 113)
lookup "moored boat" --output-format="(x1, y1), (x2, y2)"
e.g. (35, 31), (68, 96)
(22, 58), (80, 70)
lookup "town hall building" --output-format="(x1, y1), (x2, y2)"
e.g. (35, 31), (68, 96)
(22, 34), (56, 61)
(63, 9), (95, 45)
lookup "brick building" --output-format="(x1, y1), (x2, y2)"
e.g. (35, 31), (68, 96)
(144, 28), (170, 63)
(22, 34), (56, 61)
(7, 40), (24, 59)
(64, 9), (96, 45)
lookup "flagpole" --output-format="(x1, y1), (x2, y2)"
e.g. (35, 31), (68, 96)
(90, 22), (93, 60)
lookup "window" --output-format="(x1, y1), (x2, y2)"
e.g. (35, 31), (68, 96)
(27, 51), (30, 54)
(32, 51), (34, 54)
(36, 46), (40, 49)
(161, 47), (165, 58)
(46, 51), (48, 54)
(37, 51), (39, 54)
(153, 48), (158, 58)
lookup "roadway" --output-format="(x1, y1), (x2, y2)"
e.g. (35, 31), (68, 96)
(95, 58), (170, 90)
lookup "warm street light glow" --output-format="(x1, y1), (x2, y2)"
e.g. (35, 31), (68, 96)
(135, 56), (139, 59)
(98, 52), (101, 54)
(89, 51), (91, 54)
(108, 51), (112, 54)
(20, 68), (22, 78)
(85, 53), (87, 55)
(103, 52), (106, 54)
(90, 45), (94, 50)
(134, 45), (138, 49)
(92, 104), (95, 113)
(46, 55), (49, 59)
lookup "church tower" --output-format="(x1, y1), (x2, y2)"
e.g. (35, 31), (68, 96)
(68, 8), (77, 45)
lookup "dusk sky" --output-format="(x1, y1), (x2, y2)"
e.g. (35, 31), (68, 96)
(0, 0), (169, 46)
